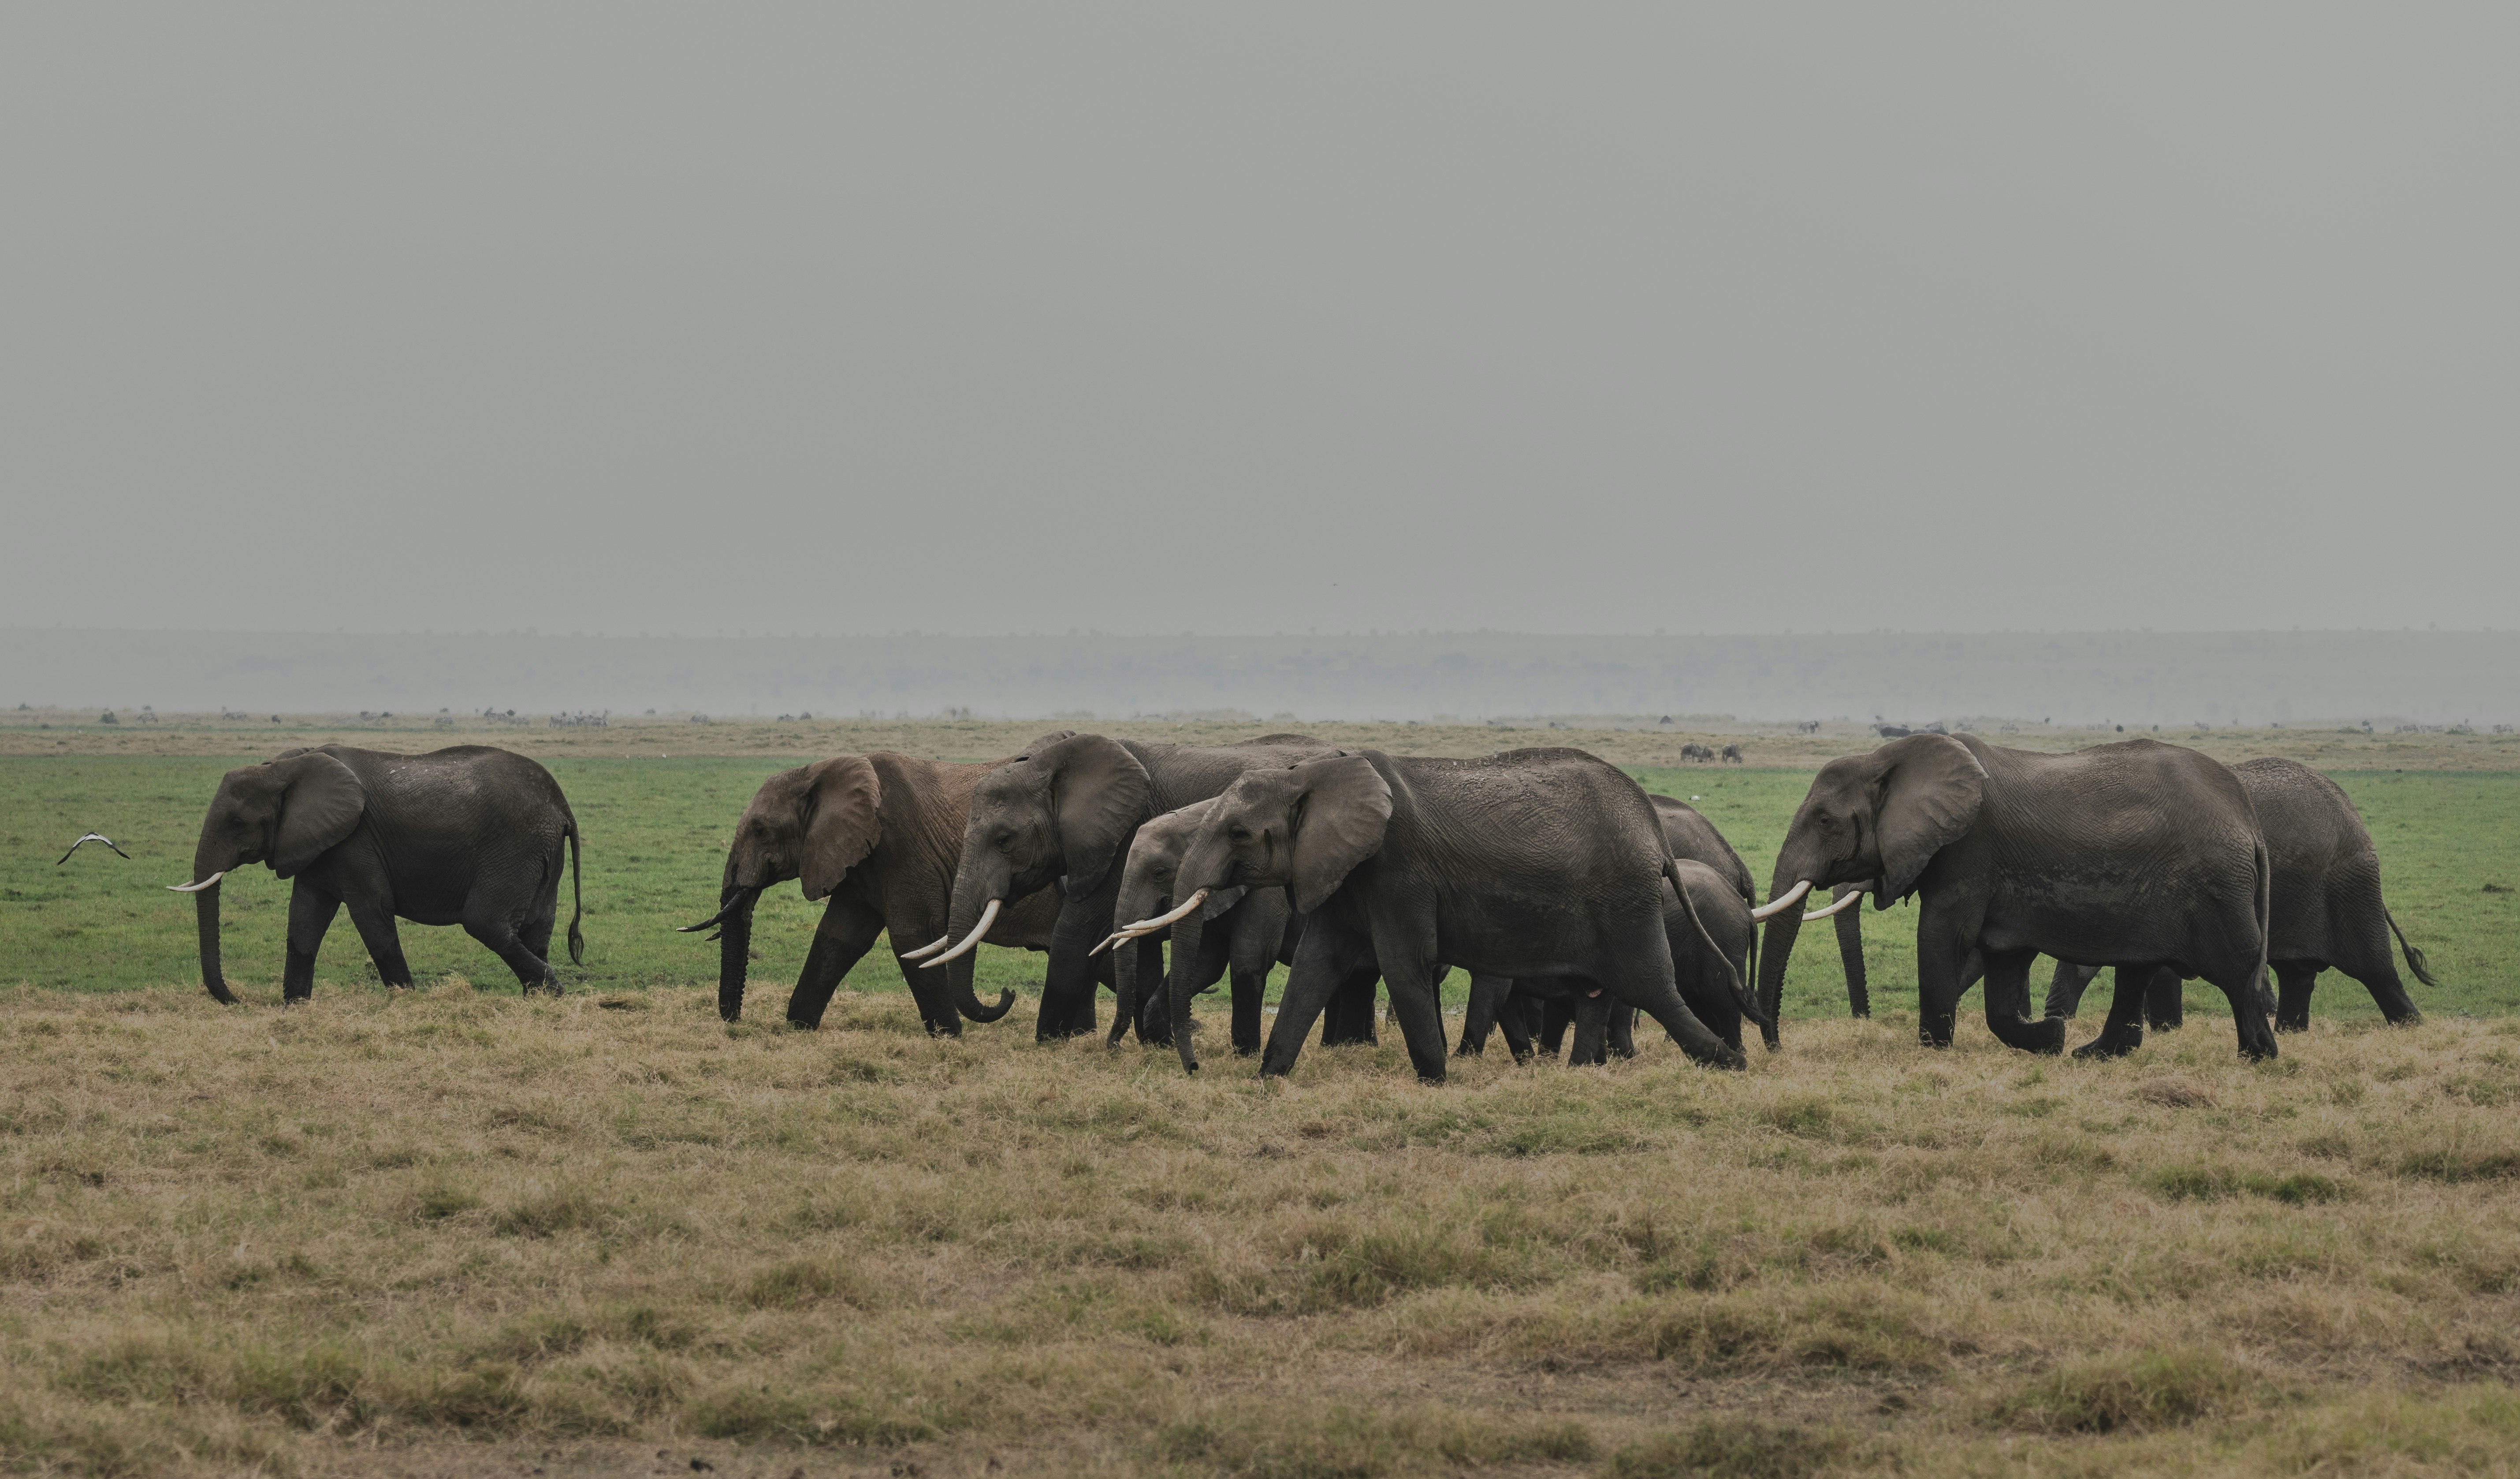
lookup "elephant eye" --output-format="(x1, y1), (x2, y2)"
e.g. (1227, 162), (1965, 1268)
(1228, 825), (1251, 842)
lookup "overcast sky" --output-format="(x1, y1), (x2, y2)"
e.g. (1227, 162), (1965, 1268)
(4, 5), (2512, 637)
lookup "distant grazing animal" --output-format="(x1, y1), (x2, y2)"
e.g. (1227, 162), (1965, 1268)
(172, 745), (583, 1003)
(57, 832), (132, 864)
(1680, 742), (1715, 763)
(680, 747), (1066, 1032)
(1720, 744), (1744, 764)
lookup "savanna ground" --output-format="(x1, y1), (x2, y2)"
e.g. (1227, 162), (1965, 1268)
(3, 717), (2516, 1476)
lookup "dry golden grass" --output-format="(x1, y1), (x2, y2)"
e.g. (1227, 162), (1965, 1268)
(6, 988), (2519, 1477)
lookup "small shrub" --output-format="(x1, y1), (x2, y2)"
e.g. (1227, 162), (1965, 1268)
(1985, 1348), (2256, 1434)
(1604, 1417), (1848, 1479)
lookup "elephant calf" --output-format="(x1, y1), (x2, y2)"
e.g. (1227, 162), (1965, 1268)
(174, 745), (583, 1002)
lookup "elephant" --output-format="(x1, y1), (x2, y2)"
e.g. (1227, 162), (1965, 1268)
(1102, 797), (1299, 1054)
(1721, 744), (1745, 764)
(1457, 855), (1754, 1065)
(171, 745), (583, 1003)
(2039, 757), (2431, 1053)
(921, 733), (1341, 1041)
(1484, 792), (1764, 1057)
(1680, 743), (1715, 763)
(678, 749), (1064, 1032)
(1752, 734), (2278, 1059)
(1153, 747), (1755, 1082)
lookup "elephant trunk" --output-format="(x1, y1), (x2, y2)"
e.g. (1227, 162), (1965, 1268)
(937, 864), (1016, 1023)
(1755, 905), (1801, 1031)
(715, 885), (760, 1022)
(196, 883), (237, 1005)
(1168, 908), (1209, 1075)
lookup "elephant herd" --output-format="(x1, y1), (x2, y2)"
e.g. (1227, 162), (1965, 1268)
(170, 731), (2434, 1075)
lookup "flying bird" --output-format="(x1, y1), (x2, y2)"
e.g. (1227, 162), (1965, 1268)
(57, 833), (133, 865)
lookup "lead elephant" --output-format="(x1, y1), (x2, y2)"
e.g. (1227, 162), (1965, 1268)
(679, 749), (1065, 1032)
(172, 745), (583, 1002)
(921, 733), (1341, 1040)
(1153, 747), (1753, 1082)
(1754, 735), (2278, 1059)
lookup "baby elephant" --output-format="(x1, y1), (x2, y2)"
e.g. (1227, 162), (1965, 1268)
(173, 745), (583, 1002)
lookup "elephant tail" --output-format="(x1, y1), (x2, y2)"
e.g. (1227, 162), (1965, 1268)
(564, 816), (586, 966)
(2250, 835), (2272, 1015)
(2383, 906), (2437, 987)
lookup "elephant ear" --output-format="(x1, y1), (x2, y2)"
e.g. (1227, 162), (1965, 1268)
(800, 756), (882, 901)
(1288, 754), (1394, 913)
(270, 752), (367, 878)
(1014, 729), (1078, 759)
(1039, 733), (1153, 895)
(1874, 735), (1987, 905)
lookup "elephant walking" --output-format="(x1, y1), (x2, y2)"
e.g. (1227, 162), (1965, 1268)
(173, 745), (583, 1002)
(680, 749), (1064, 1032)
(1755, 735), (2278, 1059)
(1150, 748), (1753, 1082)
(924, 733), (1341, 1041)
(2041, 757), (2431, 1054)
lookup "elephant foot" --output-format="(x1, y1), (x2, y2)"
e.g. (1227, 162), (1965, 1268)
(2273, 1013), (2308, 1033)
(2238, 1029), (2278, 1063)
(2385, 1008), (2423, 1028)
(2073, 1031), (2140, 1061)
(1993, 1017), (2067, 1055)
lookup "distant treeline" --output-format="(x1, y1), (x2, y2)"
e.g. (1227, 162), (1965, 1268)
(4, 629), (2513, 727)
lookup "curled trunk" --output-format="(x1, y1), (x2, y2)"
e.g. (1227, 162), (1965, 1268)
(715, 885), (759, 1022)
(1168, 910), (1209, 1074)
(939, 868), (1016, 1023)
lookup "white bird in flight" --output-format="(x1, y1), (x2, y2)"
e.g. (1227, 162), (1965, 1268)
(57, 833), (133, 865)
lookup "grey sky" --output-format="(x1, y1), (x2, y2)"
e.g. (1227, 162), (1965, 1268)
(5, 5), (2513, 637)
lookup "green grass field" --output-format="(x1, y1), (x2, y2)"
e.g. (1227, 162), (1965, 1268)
(8, 757), (2513, 1028)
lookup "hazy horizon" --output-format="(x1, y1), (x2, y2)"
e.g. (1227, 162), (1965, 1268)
(5, 7), (2513, 640)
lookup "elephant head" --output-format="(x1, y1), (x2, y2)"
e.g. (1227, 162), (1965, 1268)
(173, 749), (367, 1004)
(1753, 734), (1986, 1022)
(683, 756), (882, 1021)
(925, 732), (1150, 982)
(1165, 753), (1391, 1070)
(1100, 799), (1254, 1044)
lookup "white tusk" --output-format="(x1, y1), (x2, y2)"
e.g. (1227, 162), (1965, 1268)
(1749, 879), (1813, 921)
(1088, 932), (1129, 957)
(168, 871), (226, 894)
(1111, 888), (1209, 941)
(1802, 887), (1866, 922)
(919, 899), (1000, 969)
(898, 934), (951, 960)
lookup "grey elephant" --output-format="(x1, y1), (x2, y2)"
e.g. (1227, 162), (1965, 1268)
(1458, 855), (1754, 1065)
(172, 745), (582, 1002)
(2040, 757), (2431, 1053)
(1753, 735), (2278, 1059)
(678, 749), (1063, 1033)
(1097, 796), (1330, 1055)
(1149, 747), (1753, 1082)
(920, 733), (1340, 1041)
(1496, 792), (1765, 1056)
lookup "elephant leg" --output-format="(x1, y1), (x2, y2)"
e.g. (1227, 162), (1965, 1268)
(2210, 972), (2280, 1062)
(1132, 936), (1173, 1047)
(345, 901), (416, 988)
(462, 901), (557, 994)
(519, 908), (559, 983)
(1497, 988), (1537, 1063)
(1834, 888), (1870, 1018)
(2272, 962), (2321, 1034)
(1594, 957), (1743, 1071)
(1537, 996), (1573, 1058)
(1457, 972), (1512, 1056)
(2143, 967), (2185, 1031)
(1228, 964), (1267, 1055)
(283, 882), (341, 1003)
(1258, 923), (1371, 1078)
(783, 897), (884, 1030)
(2042, 960), (2102, 1020)
(1608, 1002), (1638, 1059)
(2073, 966), (2154, 1059)
(1981, 948), (2065, 1054)
(1913, 909), (1969, 1050)
(1319, 969), (1379, 1047)
(1568, 991), (1610, 1066)
(1372, 948), (1452, 1084)
(1036, 896), (1109, 1041)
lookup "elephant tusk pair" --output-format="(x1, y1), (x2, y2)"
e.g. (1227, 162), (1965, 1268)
(1749, 879), (1813, 920)
(919, 898), (1001, 969)
(1091, 889), (1210, 955)
(899, 934), (952, 960)
(1802, 887), (1865, 922)
(168, 871), (225, 894)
